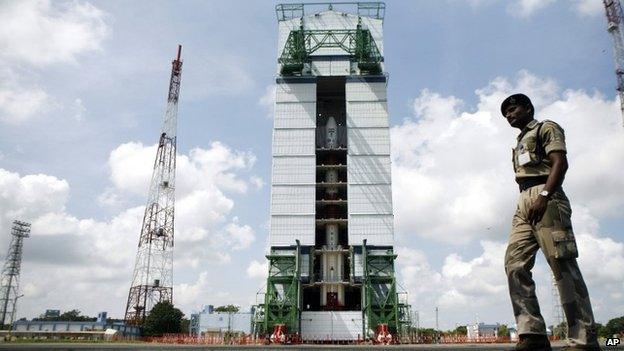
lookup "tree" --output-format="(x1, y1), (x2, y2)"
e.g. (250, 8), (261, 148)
(603, 316), (624, 338)
(553, 321), (568, 339)
(142, 301), (185, 337)
(453, 326), (467, 335)
(596, 323), (607, 338)
(413, 328), (438, 337)
(498, 324), (510, 337)
(60, 310), (89, 321)
(214, 305), (240, 313)
(34, 309), (95, 322)
(180, 318), (190, 334)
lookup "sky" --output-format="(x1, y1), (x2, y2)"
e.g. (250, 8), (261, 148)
(0, 0), (623, 331)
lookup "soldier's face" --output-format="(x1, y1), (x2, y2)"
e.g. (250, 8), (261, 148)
(504, 104), (532, 128)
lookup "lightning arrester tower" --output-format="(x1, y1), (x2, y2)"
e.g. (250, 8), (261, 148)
(125, 45), (182, 325)
(604, 0), (624, 125)
(254, 2), (410, 342)
(0, 220), (30, 326)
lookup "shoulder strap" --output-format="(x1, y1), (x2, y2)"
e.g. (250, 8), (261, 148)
(535, 121), (545, 159)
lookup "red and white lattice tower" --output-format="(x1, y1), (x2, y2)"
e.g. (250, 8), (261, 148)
(125, 45), (182, 325)
(604, 0), (624, 125)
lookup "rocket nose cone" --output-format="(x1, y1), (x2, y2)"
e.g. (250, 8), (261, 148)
(326, 116), (337, 128)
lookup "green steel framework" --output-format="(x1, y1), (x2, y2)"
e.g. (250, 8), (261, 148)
(362, 240), (400, 337)
(278, 22), (383, 75)
(261, 241), (301, 334)
(276, 3), (385, 22)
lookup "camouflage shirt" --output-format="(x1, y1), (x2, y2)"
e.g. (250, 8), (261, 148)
(512, 119), (566, 181)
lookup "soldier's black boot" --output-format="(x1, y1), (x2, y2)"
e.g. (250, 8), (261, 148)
(515, 334), (552, 351)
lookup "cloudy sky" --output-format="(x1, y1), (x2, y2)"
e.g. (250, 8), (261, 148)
(1, 0), (622, 330)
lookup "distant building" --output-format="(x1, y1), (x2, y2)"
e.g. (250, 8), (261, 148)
(467, 322), (499, 340)
(190, 305), (252, 336)
(12, 311), (140, 336)
(41, 309), (60, 319)
(509, 327), (519, 342)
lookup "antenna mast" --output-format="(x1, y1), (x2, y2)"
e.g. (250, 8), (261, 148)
(125, 45), (182, 325)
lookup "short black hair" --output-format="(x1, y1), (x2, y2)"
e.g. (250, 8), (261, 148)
(501, 93), (534, 116)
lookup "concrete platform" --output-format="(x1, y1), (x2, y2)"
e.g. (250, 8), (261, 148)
(0, 341), (622, 351)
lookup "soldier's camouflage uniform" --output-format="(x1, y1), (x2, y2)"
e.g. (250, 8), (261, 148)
(506, 119), (599, 347)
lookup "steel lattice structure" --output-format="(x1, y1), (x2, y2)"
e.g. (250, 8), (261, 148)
(279, 25), (383, 75)
(0, 220), (30, 326)
(125, 45), (182, 325)
(604, 0), (624, 125)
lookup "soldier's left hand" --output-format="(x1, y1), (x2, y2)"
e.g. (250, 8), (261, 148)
(528, 196), (548, 226)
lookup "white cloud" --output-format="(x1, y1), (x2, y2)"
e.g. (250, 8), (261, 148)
(105, 141), (255, 200)
(225, 219), (255, 250)
(107, 142), (155, 195)
(572, 0), (603, 17)
(391, 89), (516, 245)
(508, 0), (556, 18)
(174, 271), (213, 312)
(0, 137), (260, 318)
(22, 283), (45, 299)
(246, 260), (268, 280)
(397, 242), (513, 327)
(0, 1), (108, 124)
(0, 0), (109, 66)
(573, 207), (624, 287)
(97, 188), (123, 208)
(0, 84), (51, 124)
(0, 168), (144, 318)
(106, 140), (259, 262)
(392, 71), (624, 245)
(393, 71), (624, 327)
(176, 271), (255, 314)
(0, 169), (69, 225)
(398, 212), (624, 328)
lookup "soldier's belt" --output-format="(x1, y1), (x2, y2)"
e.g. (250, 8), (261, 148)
(517, 176), (548, 192)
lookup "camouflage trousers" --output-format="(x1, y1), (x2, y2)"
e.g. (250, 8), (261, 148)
(504, 184), (598, 347)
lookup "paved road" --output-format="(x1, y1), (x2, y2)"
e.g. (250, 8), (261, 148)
(0, 342), (622, 351)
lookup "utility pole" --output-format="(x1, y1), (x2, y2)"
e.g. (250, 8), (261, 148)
(125, 45), (183, 325)
(415, 310), (420, 342)
(0, 220), (30, 327)
(435, 306), (439, 343)
(8, 294), (24, 335)
(604, 0), (624, 125)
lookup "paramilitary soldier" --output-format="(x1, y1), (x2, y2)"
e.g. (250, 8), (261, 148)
(501, 93), (600, 351)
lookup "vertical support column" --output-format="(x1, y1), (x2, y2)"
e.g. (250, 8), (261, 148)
(264, 241), (301, 335)
(362, 240), (399, 338)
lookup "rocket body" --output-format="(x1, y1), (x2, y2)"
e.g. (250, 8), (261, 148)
(325, 116), (338, 149)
